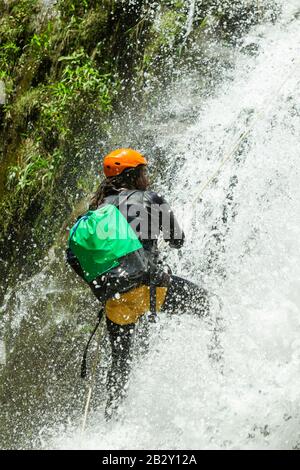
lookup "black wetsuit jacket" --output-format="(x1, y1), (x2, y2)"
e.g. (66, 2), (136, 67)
(66, 189), (185, 301)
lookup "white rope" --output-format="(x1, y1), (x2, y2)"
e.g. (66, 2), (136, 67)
(190, 58), (300, 207)
(158, 58), (299, 250)
(80, 322), (103, 436)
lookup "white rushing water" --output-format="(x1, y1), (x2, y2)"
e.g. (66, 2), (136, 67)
(44, 0), (300, 450)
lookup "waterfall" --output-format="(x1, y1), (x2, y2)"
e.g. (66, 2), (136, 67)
(184, 0), (196, 40)
(1, 0), (300, 450)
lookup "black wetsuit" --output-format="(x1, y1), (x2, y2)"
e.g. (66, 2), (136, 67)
(67, 190), (182, 297)
(66, 189), (209, 419)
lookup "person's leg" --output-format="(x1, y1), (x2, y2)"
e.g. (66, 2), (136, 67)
(162, 275), (210, 317)
(105, 318), (135, 420)
(161, 277), (224, 371)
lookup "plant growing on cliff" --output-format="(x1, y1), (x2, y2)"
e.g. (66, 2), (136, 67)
(7, 146), (63, 196)
(39, 48), (118, 139)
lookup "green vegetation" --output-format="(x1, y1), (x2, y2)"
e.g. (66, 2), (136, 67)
(0, 0), (121, 276)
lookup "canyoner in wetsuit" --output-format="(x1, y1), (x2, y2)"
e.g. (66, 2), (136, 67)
(66, 148), (209, 420)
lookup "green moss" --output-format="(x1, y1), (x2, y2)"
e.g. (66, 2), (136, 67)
(155, 9), (185, 46)
(58, 0), (90, 22)
(7, 144), (63, 195)
(29, 21), (54, 56)
(137, 6), (186, 83)
(10, 87), (41, 125)
(0, 0), (39, 57)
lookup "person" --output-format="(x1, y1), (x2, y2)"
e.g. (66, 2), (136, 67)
(66, 148), (209, 420)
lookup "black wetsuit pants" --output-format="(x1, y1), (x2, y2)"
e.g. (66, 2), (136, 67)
(104, 275), (209, 419)
(161, 275), (209, 316)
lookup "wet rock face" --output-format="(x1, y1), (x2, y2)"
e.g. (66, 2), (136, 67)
(0, 0), (278, 449)
(0, 256), (107, 449)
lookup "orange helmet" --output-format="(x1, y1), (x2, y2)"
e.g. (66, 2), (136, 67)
(103, 148), (147, 177)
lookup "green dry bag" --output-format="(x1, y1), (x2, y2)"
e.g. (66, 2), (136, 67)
(68, 204), (142, 282)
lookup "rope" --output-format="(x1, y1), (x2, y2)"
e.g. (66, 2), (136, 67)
(190, 125), (252, 205)
(80, 317), (103, 436)
(80, 311), (103, 379)
(158, 58), (299, 251)
(189, 58), (300, 207)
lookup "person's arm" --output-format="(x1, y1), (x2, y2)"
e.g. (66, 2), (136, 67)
(66, 213), (87, 279)
(66, 247), (85, 279)
(145, 191), (185, 249)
